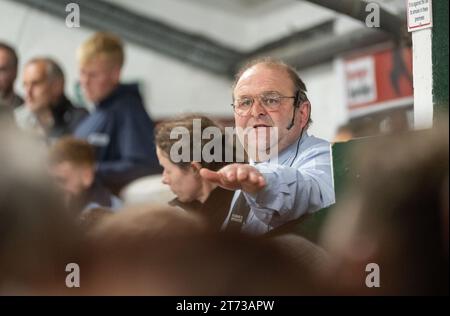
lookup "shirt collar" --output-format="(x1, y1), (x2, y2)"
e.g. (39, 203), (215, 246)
(249, 132), (308, 166)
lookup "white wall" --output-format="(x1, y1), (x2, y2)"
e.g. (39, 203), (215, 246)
(412, 28), (433, 129)
(0, 0), (346, 141)
(301, 62), (348, 139)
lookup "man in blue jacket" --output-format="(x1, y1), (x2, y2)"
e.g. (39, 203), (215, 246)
(74, 32), (160, 193)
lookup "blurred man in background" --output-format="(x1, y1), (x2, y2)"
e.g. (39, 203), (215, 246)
(74, 32), (160, 194)
(0, 42), (23, 110)
(14, 57), (87, 141)
(48, 137), (122, 216)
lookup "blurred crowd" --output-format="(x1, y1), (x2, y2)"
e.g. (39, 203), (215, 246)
(0, 32), (448, 295)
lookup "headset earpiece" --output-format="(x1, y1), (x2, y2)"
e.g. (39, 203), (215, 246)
(293, 90), (301, 108)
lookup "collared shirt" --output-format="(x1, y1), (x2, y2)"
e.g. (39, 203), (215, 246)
(13, 95), (87, 142)
(222, 133), (335, 236)
(0, 92), (23, 109)
(14, 104), (50, 137)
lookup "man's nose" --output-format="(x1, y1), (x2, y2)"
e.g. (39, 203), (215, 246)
(250, 98), (267, 117)
(79, 73), (89, 87)
(161, 174), (169, 185)
(24, 85), (33, 100)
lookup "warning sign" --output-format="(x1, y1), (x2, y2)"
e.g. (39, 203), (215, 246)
(407, 0), (433, 32)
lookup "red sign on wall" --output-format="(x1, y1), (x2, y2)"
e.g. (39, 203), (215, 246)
(344, 46), (413, 115)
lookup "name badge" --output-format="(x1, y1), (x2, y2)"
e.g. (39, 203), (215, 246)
(230, 214), (244, 224)
(87, 133), (110, 147)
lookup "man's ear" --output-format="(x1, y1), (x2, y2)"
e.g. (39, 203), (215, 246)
(298, 100), (311, 129)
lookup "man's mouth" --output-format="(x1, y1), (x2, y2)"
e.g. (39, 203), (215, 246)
(253, 124), (271, 128)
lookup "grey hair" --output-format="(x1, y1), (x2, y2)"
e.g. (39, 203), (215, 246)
(26, 57), (64, 82)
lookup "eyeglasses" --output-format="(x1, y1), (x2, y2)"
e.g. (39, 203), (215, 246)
(231, 92), (297, 116)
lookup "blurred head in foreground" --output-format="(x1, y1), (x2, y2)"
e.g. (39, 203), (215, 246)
(48, 137), (96, 208)
(320, 121), (449, 295)
(0, 117), (80, 294)
(81, 204), (321, 295)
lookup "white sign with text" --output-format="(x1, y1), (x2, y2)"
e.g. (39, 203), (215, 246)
(407, 0), (433, 32)
(345, 56), (377, 107)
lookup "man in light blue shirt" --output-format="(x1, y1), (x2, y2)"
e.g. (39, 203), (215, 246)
(200, 58), (335, 235)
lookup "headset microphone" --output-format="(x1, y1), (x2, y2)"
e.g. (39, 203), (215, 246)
(286, 91), (301, 130)
(286, 110), (296, 130)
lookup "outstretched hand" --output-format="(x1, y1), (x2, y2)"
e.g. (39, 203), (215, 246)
(199, 164), (266, 194)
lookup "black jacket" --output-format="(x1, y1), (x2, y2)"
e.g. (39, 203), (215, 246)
(169, 187), (235, 231)
(69, 179), (121, 215)
(48, 95), (88, 140)
(74, 83), (161, 193)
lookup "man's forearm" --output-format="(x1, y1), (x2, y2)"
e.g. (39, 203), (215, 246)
(244, 163), (334, 224)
